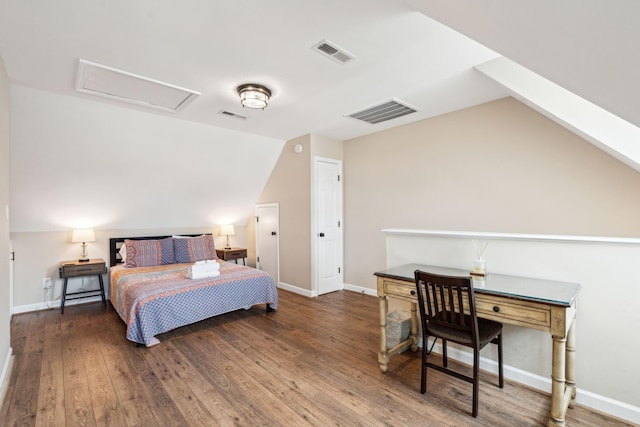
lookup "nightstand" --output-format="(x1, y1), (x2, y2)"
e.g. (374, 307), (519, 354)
(216, 248), (247, 265)
(59, 258), (107, 314)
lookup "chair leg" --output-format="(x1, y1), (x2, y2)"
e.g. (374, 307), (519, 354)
(442, 339), (448, 367)
(472, 349), (480, 417)
(497, 333), (504, 388)
(421, 338), (428, 394)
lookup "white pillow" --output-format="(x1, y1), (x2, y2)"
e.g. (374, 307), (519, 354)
(118, 244), (127, 263)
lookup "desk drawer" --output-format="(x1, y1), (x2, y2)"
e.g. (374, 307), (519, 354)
(382, 279), (417, 300)
(475, 294), (550, 330)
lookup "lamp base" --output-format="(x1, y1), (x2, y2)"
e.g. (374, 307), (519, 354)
(78, 258), (90, 262)
(224, 246), (231, 250)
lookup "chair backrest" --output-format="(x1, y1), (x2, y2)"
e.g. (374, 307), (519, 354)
(414, 270), (479, 345)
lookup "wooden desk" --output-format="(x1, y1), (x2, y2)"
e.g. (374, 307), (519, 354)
(375, 264), (581, 427)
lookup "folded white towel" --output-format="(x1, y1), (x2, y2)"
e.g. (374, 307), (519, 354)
(187, 260), (220, 279)
(187, 270), (220, 280)
(195, 259), (219, 265)
(191, 262), (219, 275)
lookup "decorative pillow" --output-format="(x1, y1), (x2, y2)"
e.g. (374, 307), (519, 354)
(173, 234), (217, 263)
(124, 237), (176, 267)
(159, 237), (176, 264)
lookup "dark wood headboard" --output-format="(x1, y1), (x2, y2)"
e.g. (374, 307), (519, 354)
(109, 234), (206, 267)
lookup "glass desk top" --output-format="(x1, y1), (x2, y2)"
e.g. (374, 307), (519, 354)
(375, 263), (581, 307)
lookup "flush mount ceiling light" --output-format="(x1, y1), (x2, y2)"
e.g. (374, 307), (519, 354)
(237, 83), (272, 109)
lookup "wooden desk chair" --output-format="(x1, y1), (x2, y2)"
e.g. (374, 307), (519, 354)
(414, 270), (504, 417)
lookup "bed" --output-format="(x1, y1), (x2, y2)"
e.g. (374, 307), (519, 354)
(108, 234), (278, 347)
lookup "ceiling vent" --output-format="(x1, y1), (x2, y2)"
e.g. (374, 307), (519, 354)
(75, 59), (200, 113)
(218, 110), (247, 120)
(312, 39), (354, 64)
(347, 99), (418, 124)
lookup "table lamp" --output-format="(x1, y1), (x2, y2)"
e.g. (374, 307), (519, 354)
(72, 229), (95, 262)
(219, 225), (235, 249)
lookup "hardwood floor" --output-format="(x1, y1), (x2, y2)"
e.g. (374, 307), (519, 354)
(0, 289), (632, 426)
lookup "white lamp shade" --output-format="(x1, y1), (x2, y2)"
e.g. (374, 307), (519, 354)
(72, 229), (95, 243)
(219, 225), (235, 236)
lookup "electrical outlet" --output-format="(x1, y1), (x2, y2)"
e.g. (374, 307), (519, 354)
(42, 277), (52, 289)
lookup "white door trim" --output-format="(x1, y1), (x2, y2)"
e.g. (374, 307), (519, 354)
(311, 156), (343, 296)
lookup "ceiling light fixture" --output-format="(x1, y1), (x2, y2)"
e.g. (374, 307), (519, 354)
(237, 83), (272, 109)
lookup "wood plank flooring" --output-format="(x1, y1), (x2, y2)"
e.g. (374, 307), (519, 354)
(0, 289), (632, 426)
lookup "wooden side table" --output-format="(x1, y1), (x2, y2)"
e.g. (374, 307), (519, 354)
(59, 258), (107, 313)
(216, 248), (247, 265)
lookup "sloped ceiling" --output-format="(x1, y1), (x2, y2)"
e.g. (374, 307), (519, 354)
(408, 0), (640, 171)
(0, 0), (505, 142)
(408, 0), (640, 129)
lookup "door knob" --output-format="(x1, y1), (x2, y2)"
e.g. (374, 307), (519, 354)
(271, 231), (277, 236)
(319, 232), (325, 237)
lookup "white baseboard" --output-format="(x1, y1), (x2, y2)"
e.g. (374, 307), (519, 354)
(420, 339), (640, 425)
(277, 282), (314, 297)
(343, 282), (377, 296)
(13, 295), (105, 314)
(279, 282), (376, 298)
(0, 347), (14, 409)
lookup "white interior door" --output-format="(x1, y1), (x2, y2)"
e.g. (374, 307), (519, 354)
(315, 158), (343, 295)
(255, 203), (279, 286)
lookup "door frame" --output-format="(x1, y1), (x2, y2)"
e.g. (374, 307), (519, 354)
(311, 156), (343, 297)
(255, 202), (280, 287)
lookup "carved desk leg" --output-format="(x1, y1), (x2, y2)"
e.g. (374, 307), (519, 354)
(566, 320), (577, 408)
(549, 334), (567, 427)
(378, 296), (389, 373)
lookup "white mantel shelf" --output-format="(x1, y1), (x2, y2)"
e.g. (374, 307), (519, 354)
(382, 228), (640, 246)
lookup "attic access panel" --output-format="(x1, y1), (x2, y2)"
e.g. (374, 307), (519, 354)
(75, 59), (200, 113)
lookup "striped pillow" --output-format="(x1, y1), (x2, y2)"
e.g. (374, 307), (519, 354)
(174, 234), (217, 263)
(124, 237), (175, 267)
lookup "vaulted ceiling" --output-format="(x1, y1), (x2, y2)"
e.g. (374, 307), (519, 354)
(1, 0), (639, 168)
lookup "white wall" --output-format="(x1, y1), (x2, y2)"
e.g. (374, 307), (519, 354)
(0, 55), (12, 405)
(9, 85), (285, 232)
(384, 230), (640, 424)
(10, 226), (247, 312)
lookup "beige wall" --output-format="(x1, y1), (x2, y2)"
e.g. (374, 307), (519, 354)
(255, 134), (343, 292)
(0, 55), (12, 398)
(310, 134), (344, 160)
(343, 97), (640, 290)
(257, 136), (312, 290)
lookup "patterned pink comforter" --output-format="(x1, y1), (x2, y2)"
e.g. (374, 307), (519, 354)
(110, 261), (278, 346)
